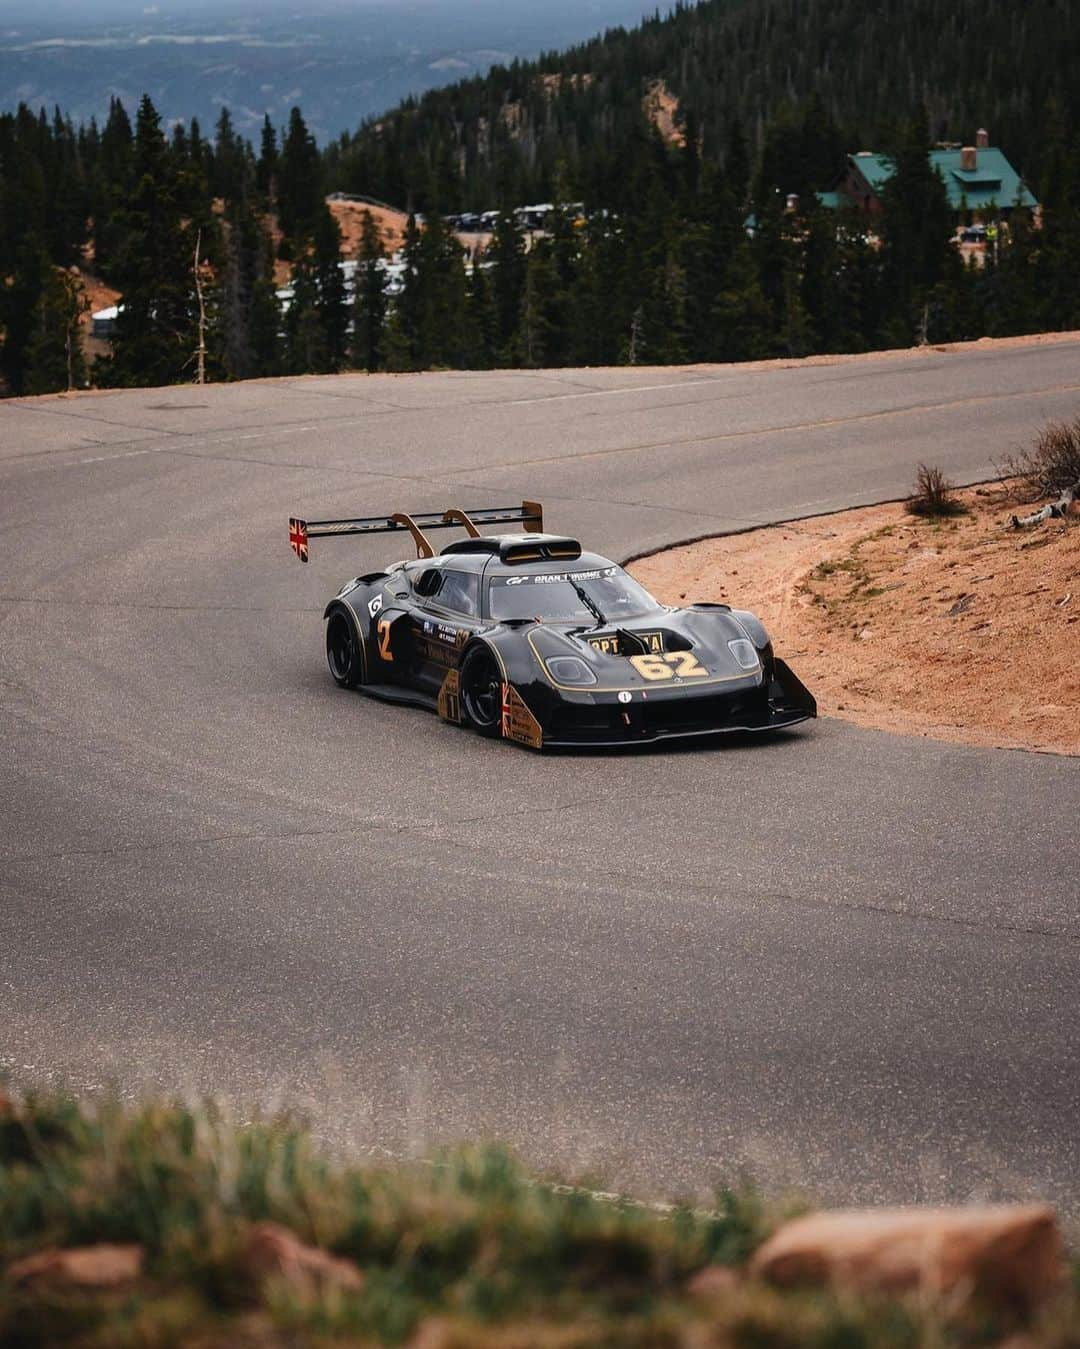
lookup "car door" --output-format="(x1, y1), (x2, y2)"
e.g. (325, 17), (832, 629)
(409, 566), (482, 696)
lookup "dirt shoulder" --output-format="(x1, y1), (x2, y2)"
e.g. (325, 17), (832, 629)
(631, 481), (1080, 756)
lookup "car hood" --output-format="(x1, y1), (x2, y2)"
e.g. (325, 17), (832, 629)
(525, 605), (765, 691)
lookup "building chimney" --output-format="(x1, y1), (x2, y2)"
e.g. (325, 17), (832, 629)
(976, 127), (989, 148)
(960, 145), (977, 171)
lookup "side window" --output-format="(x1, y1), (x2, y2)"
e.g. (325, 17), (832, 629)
(435, 569), (480, 617)
(413, 567), (442, 598)
(412, 567), (479, 617)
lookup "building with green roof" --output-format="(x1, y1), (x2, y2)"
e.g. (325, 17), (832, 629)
(830, 134), (1037, 220)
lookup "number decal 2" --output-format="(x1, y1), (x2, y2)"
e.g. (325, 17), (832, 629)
(628, 651), (708, 680)
(668, 650), (708, 678)
(377, 618), (393, 662)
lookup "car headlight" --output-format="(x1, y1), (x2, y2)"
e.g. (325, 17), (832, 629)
(729, 609), (770, 649)
(545, 656), (597, 685)
(728, 639), (760, 670)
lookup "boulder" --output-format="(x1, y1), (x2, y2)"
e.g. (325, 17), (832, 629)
(239, 1222), (364, 1298)
(686, 1264), (740, 1299)
(749, 1205), (1063, 1311)
(6, 1244), (143, 1290)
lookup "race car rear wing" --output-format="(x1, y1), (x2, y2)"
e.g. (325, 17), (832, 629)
(288, 500), (543, 562)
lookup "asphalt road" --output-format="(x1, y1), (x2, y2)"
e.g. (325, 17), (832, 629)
(2, 340), (1079, 1215)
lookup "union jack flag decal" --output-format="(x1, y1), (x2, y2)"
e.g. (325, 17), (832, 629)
(289, 517), (309, 563)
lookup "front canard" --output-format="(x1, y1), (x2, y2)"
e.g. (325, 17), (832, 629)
(437, 668), (462, 723)
(500, 683), (543, 748)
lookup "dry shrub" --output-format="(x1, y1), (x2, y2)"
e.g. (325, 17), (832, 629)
(907, 463), (964, 517)
(1002, 416), (1080, 501)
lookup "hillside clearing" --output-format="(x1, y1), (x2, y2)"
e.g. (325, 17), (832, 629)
(632, 480), (1080, 755)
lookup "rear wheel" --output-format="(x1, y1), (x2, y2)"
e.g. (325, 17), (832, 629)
(326, 610), (363, 688)
(460, 646), (503, 738)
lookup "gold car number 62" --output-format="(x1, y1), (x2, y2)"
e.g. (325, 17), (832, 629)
(628, 651), (708, 680)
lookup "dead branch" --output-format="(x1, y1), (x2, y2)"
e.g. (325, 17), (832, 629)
(1010, 482), (1078, 529)
(193, 228), (207, 386)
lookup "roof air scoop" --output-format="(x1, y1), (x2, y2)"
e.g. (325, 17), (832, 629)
(500, 536), (582, 564)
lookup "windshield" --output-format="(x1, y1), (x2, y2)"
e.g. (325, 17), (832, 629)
(487, 565), (663, 623)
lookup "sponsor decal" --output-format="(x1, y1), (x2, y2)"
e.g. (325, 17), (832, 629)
(423, 618), (434, 634)
(490, 567), (618, 586)
(500, 683), (543, 748)
(418, 638), (455, 668)
(437, 669), (462, 723)
(587, 630), (663, 655)
(368, 593), (384, 618)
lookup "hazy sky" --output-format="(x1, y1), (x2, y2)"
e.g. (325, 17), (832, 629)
(0, 0), (668, 18)
(1, 0), (669, 137)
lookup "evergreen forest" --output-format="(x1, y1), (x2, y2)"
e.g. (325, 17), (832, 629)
(1, 0), (1078, 394)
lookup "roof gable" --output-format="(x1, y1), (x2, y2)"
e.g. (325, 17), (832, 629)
(846, 146), (1037, 209)
(930, 147), (1036, 208)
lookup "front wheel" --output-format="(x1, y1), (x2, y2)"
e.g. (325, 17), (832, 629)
(460, 646), (503, 738)
(326, 610), (363, 688)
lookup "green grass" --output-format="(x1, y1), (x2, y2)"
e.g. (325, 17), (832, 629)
(1, 1090), (1077, 1347)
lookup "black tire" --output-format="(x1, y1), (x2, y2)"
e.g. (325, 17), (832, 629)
(460, 645), (503, 738)
(325, 609), (364, 688)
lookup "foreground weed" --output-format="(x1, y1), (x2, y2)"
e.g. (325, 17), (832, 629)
(2, 1090), (1078, 1348)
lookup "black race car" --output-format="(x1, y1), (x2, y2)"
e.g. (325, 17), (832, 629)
(288, 501), (815, 749)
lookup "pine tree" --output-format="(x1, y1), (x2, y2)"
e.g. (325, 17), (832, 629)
(218, 188), (263, 379)
(25, 264), (89, 394)
(98, 95), (196, 388)
(573, 212), (626, 367)
(683, 158), (744, 362)
(91, 97), (134, 280)
(0, 241), (48, 394)
(712, 236), (771, 363)
(212, 107), (245, 203)
(466, 260), (498, 369)
(249, 228), (283, 377)
(382, 302), (413, 373)
(283, 254), (324, 374)
(351, 210), (387, 372)
(278, 107), (323, 251)
(488, 211), (526, 362)
(312, 205), (349, 372)
(1034, 115), (1080, 331)
(878, 107), (956, 344)
(256, 116), (278, 207)
(641, 253), (690, 364)
(519, 244), (558, 367)
(988, 203), (1040, 335)
(414, 207), (468, 368)
(392, 213), (424, 369)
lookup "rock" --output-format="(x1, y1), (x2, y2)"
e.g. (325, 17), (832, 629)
(687, 1264), (740, 1299)
(6, 1244), (143, 1290)
(749, 1205), (1063, 1311)
(239, 1222), (364, 1298)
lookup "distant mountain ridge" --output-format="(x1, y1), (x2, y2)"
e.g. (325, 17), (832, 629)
(0, 0), (665, 140)
(326, 0), (1080, 211)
